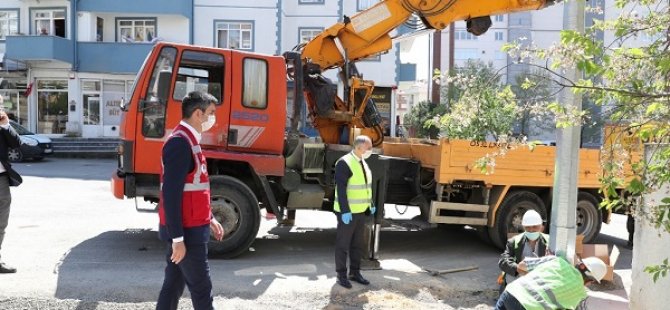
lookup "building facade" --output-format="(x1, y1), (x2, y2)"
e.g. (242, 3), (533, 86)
(1, 0), (399, 138)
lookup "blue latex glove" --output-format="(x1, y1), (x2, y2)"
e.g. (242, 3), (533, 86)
(341, 212), (352, 224)
(370, 206), (376, 215)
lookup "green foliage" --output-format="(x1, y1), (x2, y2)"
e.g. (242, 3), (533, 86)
(503, 0), (670, 281)
(403, 100), (447, 138)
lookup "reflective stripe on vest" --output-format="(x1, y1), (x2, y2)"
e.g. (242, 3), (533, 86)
(334, 152), (372, 214)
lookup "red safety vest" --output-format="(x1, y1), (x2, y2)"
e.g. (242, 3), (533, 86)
(158, 124), (211, 228)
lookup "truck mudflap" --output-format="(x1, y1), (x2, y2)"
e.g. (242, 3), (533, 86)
(111, 173), (125, 199)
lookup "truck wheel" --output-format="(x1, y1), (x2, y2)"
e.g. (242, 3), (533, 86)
(577, 192), (602, 243)
(208, 175), (260, 258)
(490, 191), (547, 249)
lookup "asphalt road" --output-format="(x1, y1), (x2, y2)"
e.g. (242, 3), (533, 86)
(0, 158), (632, 309)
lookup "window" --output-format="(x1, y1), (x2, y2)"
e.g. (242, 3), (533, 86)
(117, 18), (156, 43)
(495, 15), (504, 22)
(454, 48), (478, 60)
(142, 47), (177, 138)
(173, 50), (224, 102)
(242, 58), (268, 109)
(299, 0), (324, 3)
(36, 80), (68, 134)
(0, 10), (19, 40)
(299, 28), (323, 44)
(495, 31), (504, 41)
(455, 30), (477, 40)
(358, 0), (379, 11)
(215, 21), (253, 50)
(32, 9), (66, 37)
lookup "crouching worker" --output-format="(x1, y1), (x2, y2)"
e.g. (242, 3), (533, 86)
(495, 256), (607, 310)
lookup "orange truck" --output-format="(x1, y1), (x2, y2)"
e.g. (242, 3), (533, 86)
(111, 0), (581, 257)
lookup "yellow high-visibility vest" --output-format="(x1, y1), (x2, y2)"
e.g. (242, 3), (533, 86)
(334, 152), (372, 214)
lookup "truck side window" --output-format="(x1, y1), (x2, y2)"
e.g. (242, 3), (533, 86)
(142, 46), (177, 138)
(173, 50), (224, 103)
(242, 58), (268, 109)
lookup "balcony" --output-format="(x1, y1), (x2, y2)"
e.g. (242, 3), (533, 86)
(77, 0), (193, 18)
(5, 35), (74, 65)
(78, 42), (153, 74)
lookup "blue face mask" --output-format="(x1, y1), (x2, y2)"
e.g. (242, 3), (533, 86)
(525, 231), (541, 241)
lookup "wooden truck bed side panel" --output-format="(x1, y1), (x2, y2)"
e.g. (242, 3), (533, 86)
(383, 138), (603, 188)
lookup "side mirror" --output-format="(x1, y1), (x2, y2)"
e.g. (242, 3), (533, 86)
(119, 97), (128, 111)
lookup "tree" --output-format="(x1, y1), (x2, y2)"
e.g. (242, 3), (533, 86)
(512, 70), (557, 137)
(403, 100), (446, 138)
(433, 60), (520, 141)
(503, 0), (670, 279)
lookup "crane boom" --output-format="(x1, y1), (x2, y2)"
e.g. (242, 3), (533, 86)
(294, 0), (560, 146)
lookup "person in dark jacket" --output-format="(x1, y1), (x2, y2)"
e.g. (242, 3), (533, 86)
(156, 91), (224, 310)
(497, 210), (550, 291)
(0, 101), (21, 274)
(333, 135), (376, 289)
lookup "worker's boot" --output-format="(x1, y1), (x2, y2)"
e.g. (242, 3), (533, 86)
(349, 272), (370, 285)
(337, 275), (352, 289)
(0, 262), (16, 274)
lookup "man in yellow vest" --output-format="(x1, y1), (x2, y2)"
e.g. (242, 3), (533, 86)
(334, 135), (376, 289)
(495, 256), (607, 310)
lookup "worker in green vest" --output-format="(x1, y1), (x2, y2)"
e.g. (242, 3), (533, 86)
(498, 210), (551, 292)
(333, 135), (376, 289)
(495, 256), (607, 310)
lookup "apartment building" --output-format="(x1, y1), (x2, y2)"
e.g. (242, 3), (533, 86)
(0, 0), (400, 138)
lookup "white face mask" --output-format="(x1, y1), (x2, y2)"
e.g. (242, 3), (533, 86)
(202, 114), (216, 132)
(362, 150), (373, 159)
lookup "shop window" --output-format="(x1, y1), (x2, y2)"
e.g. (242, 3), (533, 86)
(32, 9), (66, 37)
(142, 46), (176, 138)
(242, 58), (267, 109)
(173, 50), (224, 102)
(36, 80), (68, 134)
(82, 80), (101, 126)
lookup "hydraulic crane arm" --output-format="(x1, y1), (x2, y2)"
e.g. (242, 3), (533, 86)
(294, 0), (560, 146)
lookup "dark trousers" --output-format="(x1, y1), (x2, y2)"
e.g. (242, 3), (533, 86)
(0, 174), (11, 262)
(157, 242), (214, 310)
(495, 291), (525, 310)
(335, 212), (366, 277)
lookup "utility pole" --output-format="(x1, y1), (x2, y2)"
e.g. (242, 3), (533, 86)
(549, 0), (585, 263)
(431, 30), (441, 106)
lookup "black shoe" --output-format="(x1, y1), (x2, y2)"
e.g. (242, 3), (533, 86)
(0, 262), (16, 274)
(349, 273), (370, 285)
(337, 276), (352, 289)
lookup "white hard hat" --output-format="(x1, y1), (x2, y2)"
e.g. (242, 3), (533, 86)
(522, 210), (543, 226)
(582, 257), (607, 283)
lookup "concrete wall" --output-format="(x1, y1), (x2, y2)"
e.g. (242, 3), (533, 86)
(630, 144), (670, 309)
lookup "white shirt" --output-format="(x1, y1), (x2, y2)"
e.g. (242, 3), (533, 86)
(179, 120), (201, 143)
(0, 123), (10, 174)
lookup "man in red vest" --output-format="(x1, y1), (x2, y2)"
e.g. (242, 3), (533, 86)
(157, 91), (224, 310)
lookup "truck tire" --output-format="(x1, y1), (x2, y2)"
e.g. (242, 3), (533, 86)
(490, 191), (547, 249)
(577, 192), (602, 243)
(208, 175), (260, 258)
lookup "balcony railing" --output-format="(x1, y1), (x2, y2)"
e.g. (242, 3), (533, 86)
(5, 35), (74, 64)
(77, 0), (192, 18)
(78, 42), (154, 74)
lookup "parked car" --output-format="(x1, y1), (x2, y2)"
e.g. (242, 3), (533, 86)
(8, 120), (54, 162)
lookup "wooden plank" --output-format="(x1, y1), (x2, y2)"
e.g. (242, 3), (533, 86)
(429, 216), (488, 226)
(431, 201), (489, 212)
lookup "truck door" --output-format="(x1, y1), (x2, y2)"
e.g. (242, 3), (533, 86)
(134, 46), (231, 175)
(228, 52), (285, 155)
